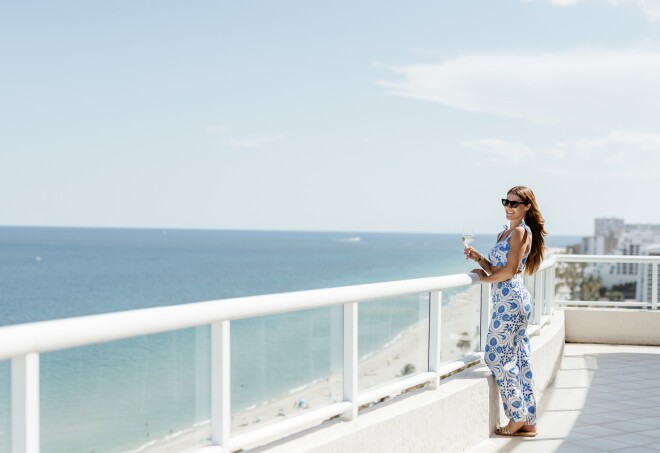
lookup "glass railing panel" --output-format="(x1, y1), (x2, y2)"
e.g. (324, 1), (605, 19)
(231, 306), (343, 434)
(441, 286), (481, 363)
(555, 262), (584, 302)
(555, 261), (646, 306)
(358, 293), (429, 391)
(524, 274), (536, 302)
(0, 360), (9, 452)
(523, 274), (537, 323)
(41, 327), (211, 453)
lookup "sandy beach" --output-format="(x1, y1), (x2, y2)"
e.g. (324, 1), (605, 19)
(133, 284), (482, 453)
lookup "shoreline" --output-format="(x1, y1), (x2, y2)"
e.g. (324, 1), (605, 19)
(131, 284), (482, 453)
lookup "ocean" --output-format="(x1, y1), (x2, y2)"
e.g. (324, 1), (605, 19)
(0, 227), (580, 452)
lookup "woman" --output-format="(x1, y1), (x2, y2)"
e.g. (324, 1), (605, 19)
(464, 186), (547, 437)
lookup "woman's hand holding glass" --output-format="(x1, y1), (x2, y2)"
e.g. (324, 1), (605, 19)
(464, 246), (481, 262)
(465, 247), (488, 282)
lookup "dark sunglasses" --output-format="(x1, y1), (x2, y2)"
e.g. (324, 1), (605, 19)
(501, 198), (529, 208)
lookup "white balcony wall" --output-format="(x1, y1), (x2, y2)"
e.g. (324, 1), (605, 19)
(565, 309), (660, 345)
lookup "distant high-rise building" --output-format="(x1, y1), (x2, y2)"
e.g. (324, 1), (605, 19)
(594, 218), (624, 254)
(581, 236), (605, 255)
(595, 218), (624, 237)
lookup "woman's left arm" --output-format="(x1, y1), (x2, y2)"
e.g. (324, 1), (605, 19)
(478, 227), (528, 284)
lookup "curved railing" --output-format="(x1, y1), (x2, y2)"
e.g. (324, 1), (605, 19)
(1, 256), (560, 453)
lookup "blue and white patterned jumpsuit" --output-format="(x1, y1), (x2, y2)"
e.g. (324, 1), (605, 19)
(484, 220), (537, 425)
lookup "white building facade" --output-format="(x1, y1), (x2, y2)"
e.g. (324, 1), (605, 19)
(639, 245), (660, 303)
(582, 219), (660, 301)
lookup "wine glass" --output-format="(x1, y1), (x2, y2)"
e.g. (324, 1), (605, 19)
(461, 229), (475, 260)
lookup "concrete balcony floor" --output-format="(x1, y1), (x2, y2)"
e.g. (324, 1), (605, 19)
(471, 343), (660, 452)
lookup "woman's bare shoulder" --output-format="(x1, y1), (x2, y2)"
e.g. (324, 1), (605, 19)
(509, 227), (528, 243)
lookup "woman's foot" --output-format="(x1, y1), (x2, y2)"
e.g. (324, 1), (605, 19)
(520, 424), (537, 433)
(494, 421), (537, 437)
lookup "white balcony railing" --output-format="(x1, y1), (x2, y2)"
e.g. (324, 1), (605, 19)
(5, 253), (659, 453)
(554, 255), (659, 310)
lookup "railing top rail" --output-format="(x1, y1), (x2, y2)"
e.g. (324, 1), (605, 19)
(554, 254), (660, 264)
(0, 273), (476, 360)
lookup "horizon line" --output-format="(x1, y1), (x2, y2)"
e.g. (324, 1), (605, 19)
(0, 224), (586, 237)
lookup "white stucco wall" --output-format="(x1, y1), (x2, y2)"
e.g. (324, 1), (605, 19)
(256, 311), (565, 453)
(565, 308), (660, 345)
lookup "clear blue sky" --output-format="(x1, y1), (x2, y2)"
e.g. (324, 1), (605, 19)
(2, 0), (660, 235)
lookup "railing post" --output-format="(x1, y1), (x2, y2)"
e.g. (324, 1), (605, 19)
(342, 302), (358, 420)
(211, 320), (231, 449)
(537, 271), (545, 317)
(428, 291), (442, 389)
(534, 274), (543, 325)
(480, 283), (491, 351)
(540, 269), (546, 315)
(550, 263), (556, 314)
(544, 271), (548, 312)
(652, 263), (658, 310)
(12, 352), (40, 453)
(544, 268), (552, 315)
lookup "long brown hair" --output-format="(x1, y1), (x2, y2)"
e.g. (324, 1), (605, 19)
(508, 186), (547, 275)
